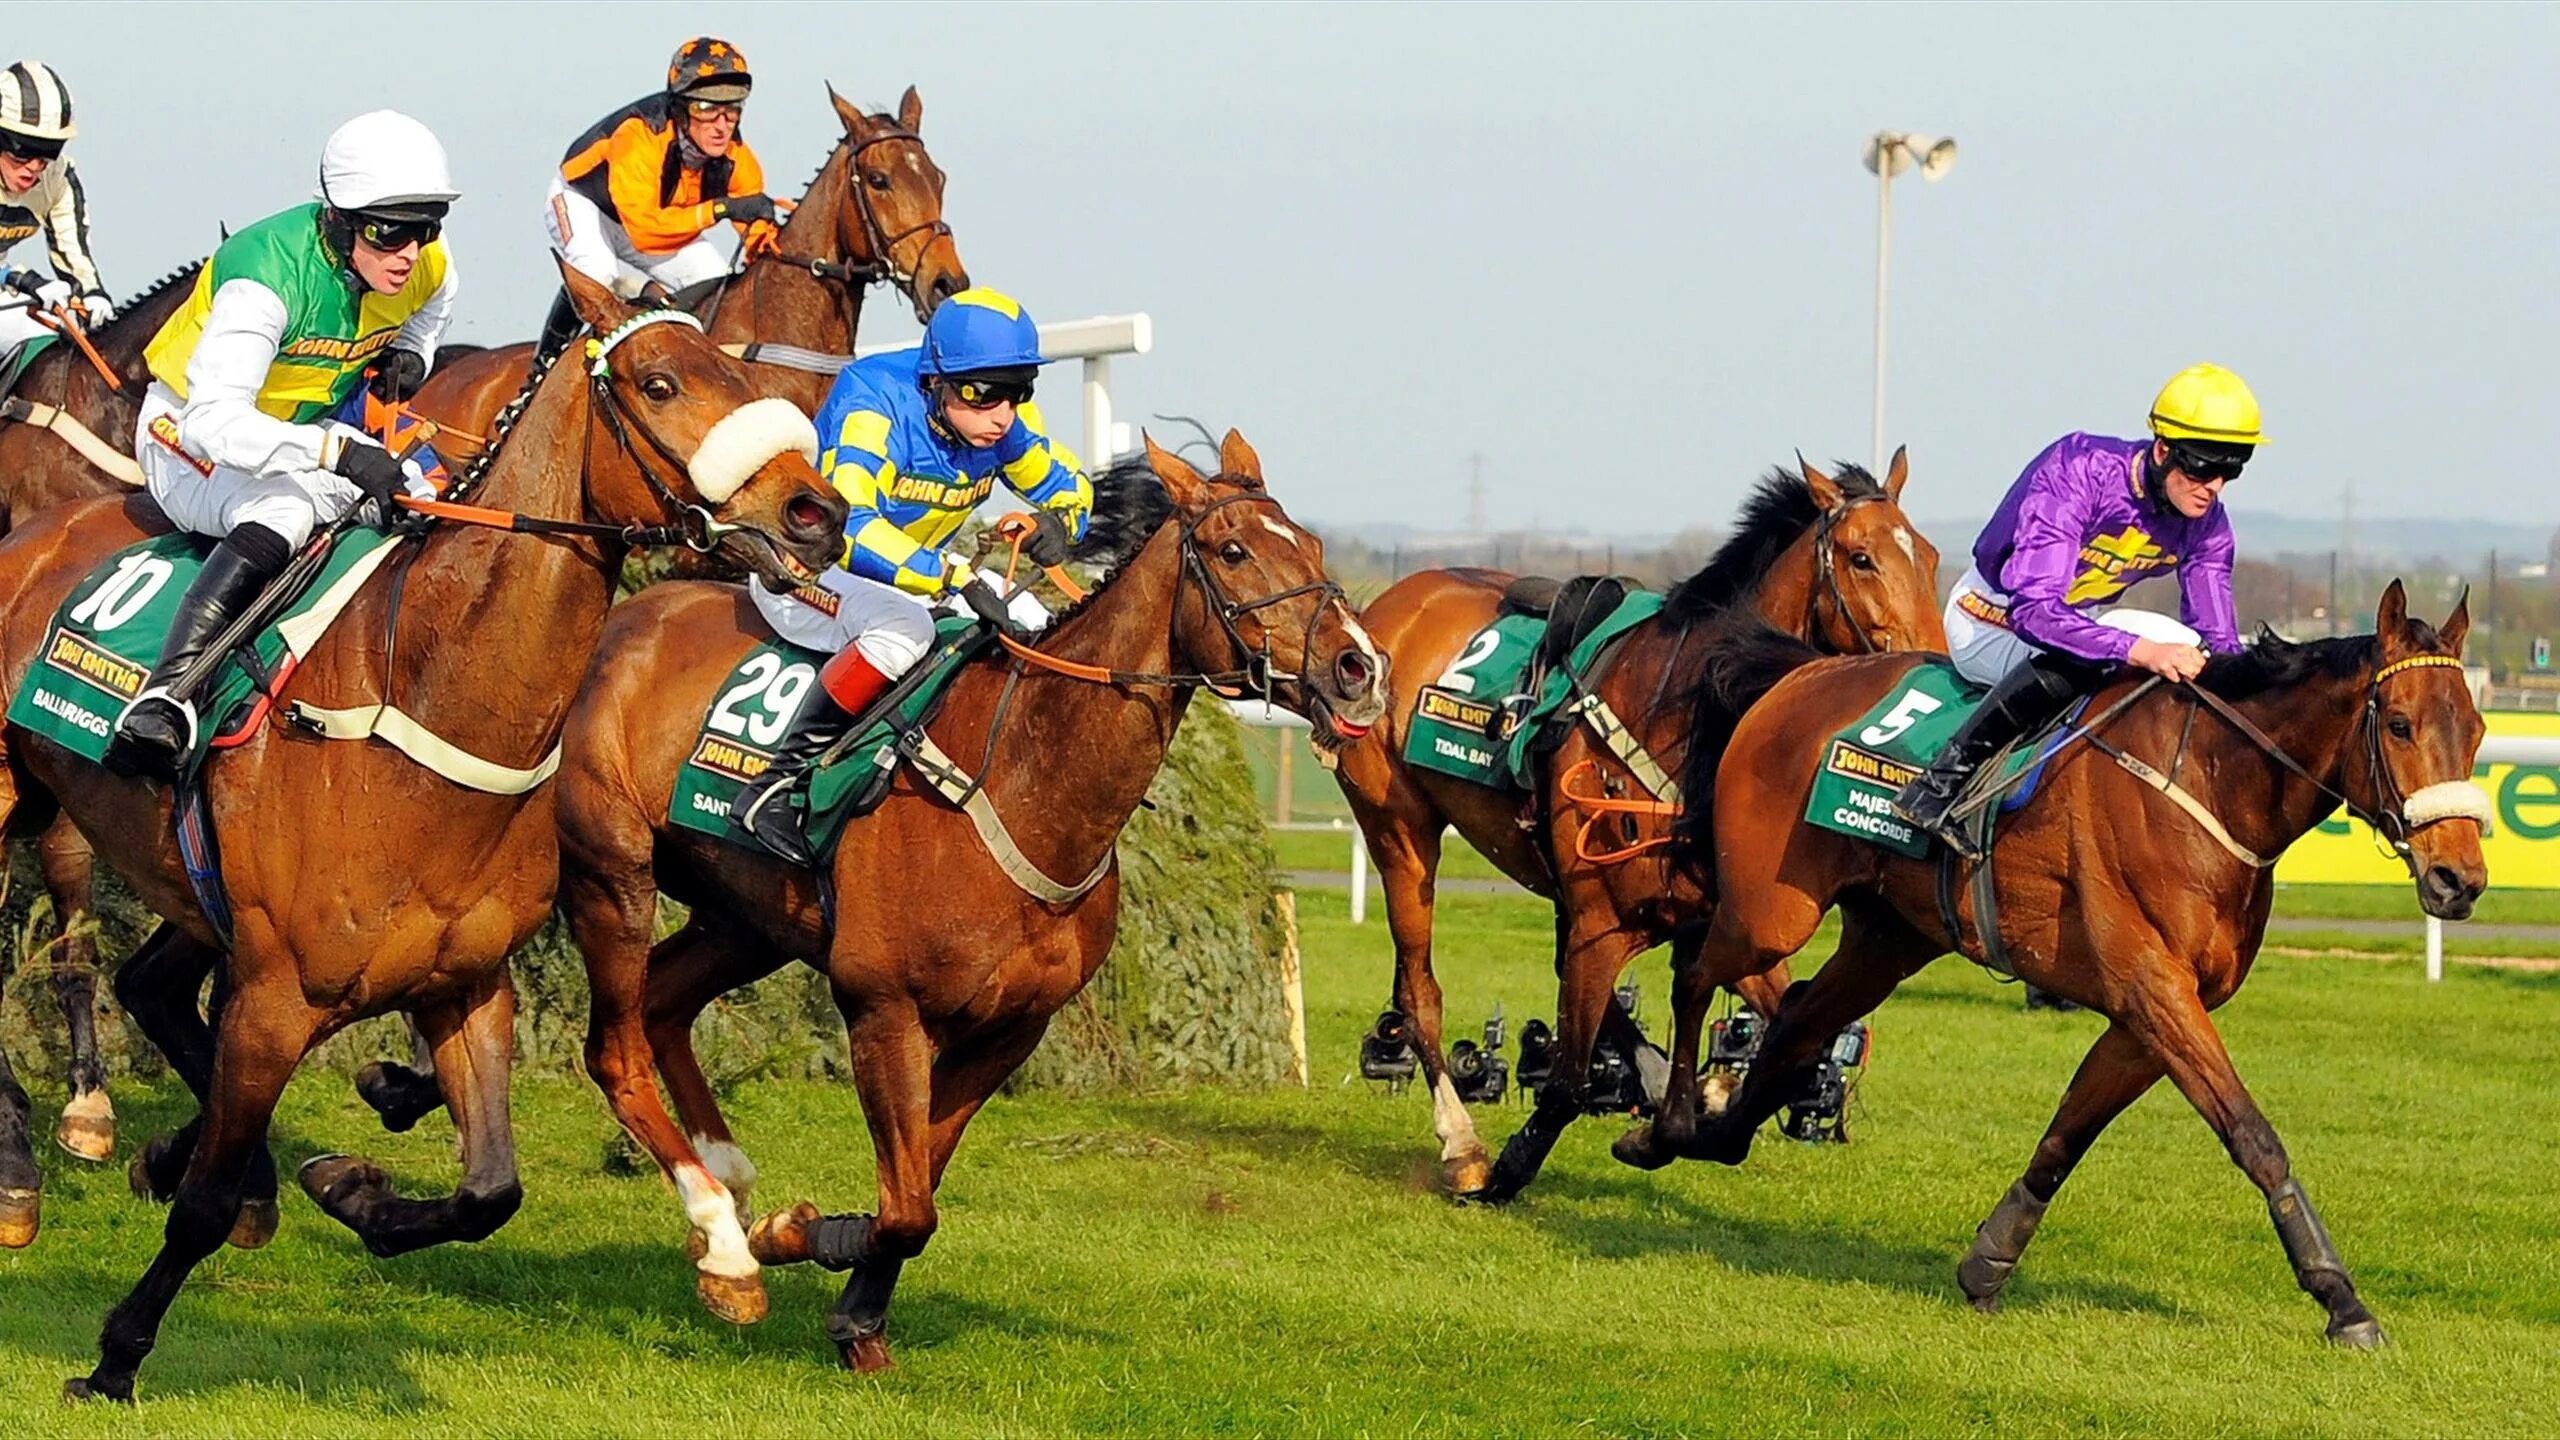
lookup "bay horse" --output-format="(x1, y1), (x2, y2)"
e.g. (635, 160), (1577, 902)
(0, 261), (217, 1166)
(0, 263), (849, 1402)
(554, 432), (1386, 1367)
(1619, 580), (2485, 1345)
(413, 86), (964, 453)
(1327, 454), (1943, 1196)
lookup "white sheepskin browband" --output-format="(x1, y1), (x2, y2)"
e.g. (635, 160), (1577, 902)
(689, 397), (820, 504)
(2403, 780), (2492, 829)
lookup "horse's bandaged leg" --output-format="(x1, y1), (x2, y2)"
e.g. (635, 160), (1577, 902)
(1957, 1178), (2052, 1308)
(674, 1164), (756, 1278)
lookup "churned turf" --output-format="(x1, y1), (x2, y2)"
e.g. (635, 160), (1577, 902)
(2, 887), (2555, 1437)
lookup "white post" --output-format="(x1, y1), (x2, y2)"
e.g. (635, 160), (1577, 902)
(1349, 830), (1368, 925)
(2426, 915), (2444, 983)
(1083, 354), (1115, 467)
(1872, 161), (1892, 476)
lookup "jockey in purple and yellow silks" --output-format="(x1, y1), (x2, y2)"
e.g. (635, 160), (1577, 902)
(1894, 363), (2260, 853)
(730, 286), (1091, 865)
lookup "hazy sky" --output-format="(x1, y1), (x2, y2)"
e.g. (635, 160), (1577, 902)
(31, 2), (2560, 539)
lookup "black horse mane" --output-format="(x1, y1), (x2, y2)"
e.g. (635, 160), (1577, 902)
(1035, 455), (1181, 625)
(113, 256), (206, 315)
(2196, 626), (2397, 700)
(1663, 463), (1887, 622)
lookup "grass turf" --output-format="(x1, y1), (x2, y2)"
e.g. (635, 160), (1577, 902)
(3, 887), (2556, 1437)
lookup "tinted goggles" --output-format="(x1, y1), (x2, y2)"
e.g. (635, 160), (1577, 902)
(686, 100), (745, 120)
(2167, 442), (2248, 483)
(948, 376), (1034, 408)
(354, 214), (443, 252)
(0, 131), (64, 162)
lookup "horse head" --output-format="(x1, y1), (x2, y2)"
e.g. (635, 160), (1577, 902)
(2362, 578), (2488, 920)
(823, 85), (968, 321)
(555, 262), (848, 588)
(1793, 447), (1944, 654)
(1141, 430), (1388, 744)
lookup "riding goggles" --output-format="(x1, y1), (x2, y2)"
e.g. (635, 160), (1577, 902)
(686, 100), (745, 120)
(2166, 441), (2248, 483)
(0, 130), (64, 161)
(947, 376), (1034, 408)
(354, 214), (443, 251)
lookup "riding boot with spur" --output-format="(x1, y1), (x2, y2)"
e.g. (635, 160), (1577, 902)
(106, 522), (292, 780)
(1893, 652), (2093, 856)
(734, 647), (895, 866)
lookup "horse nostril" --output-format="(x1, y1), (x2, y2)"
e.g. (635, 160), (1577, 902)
(1336, 651), (1373, 694)
(784, 494), (833, 537)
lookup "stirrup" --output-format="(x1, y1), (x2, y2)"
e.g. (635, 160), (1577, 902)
(103, 688), (200, 778)
(734, 773), (818, 866)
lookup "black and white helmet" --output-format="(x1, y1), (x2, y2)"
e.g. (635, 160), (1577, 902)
(0, 61), (76, 151)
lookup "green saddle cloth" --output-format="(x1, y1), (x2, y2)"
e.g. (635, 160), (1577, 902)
(668, 614), (989, 857)
(1400, 590), (1665, 790)
(1803, 662), (2074, 858)
(6, 528), (404, 777)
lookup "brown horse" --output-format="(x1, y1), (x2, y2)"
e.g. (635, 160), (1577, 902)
(0, 262), (216, 1166)
(1620, 580), (2485, 1345)
(1328, 454), (1943, 1196)
(413, 86), (964, 452)
(554, 432), (1386, 1367)
(0, 265), (848, 1402)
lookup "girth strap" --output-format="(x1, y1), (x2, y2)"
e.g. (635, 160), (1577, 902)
(283, 700), (562, 796)
(1569, 692), (1682, 808)
(0, 397), (144, 486)
(904, 730), (1114, 904)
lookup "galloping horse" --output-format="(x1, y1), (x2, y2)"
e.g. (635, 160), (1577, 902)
(413, 86), (963, 449)
(0, 262), (215, 1165)
(1328, 455), (1942, 1195)
(1618, 581), (2485, 1344)
(0, 264), (848, 1402)
(554, 433), (1386, 1367)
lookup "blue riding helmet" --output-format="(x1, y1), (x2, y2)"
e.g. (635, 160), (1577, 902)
(918, 287), (1045, 380)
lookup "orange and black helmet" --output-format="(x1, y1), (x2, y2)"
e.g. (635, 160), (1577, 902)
(666, 37), (751, 104)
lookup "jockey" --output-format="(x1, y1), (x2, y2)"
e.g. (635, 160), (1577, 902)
(0, 60), (111, 354)
(732, 286), (1092, 865)
(1894, 363), (2256, 851)
(108, 110), (459, 779)
(538, 36), (775, 358)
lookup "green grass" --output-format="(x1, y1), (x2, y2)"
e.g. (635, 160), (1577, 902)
(5, 887), (2558, 1436)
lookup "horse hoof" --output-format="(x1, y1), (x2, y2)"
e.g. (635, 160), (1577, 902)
(1610, 1127), (1675, 1172)
(748, 1202), (819, 1267)
(2328, 1317), (2386, 1350)
(354, 1062), (440, 1134)
(62, 1373), (133, 1404)
(1442, 1153), (1493, 1197)
(0, 1187), (38, 1249)
(55, 1093), (115, 1162)
(840, 1332), (895, 1373)
(696, 1267), (769, 1325)
(297, 1153), (385, 1229)
(228, 1196), (280, 1251)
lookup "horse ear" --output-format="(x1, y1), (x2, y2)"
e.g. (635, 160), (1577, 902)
(898, 85), (924, 132)
(1218, 428), (1264, 485)
(828, 84), (866, 135)
(555, 256), (629, 336)
(2440, 586), (2472, 655)
(2374, 577), (2410, 641)
(1884, 445), (1910, 504)
(1798, 452), (1845, 512)
(1144, 431), (1211, 509)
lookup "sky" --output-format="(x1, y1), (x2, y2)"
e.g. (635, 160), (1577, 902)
(28, 2), (2560, 540)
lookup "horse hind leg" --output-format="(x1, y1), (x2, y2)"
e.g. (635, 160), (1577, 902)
(352, 1014), (445, 1134)
(646, 917), (794, 1232)
(35, 820), (113, 1162)
(1360, 806), (1498, 1196)
(1957, 1021), (2163, 1314)
(0, 762), (46, 1241)
(301, 971), (523, 1256)
(113, 928), (278, 1248)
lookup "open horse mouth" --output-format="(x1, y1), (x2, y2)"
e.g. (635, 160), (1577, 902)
(731, 530), (826, 592)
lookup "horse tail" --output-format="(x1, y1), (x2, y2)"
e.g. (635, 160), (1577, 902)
(1670, 617), (1823, 860)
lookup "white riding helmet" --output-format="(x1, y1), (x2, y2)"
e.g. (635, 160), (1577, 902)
(315, 110), (459, 215)
(0, 60), (77, 144)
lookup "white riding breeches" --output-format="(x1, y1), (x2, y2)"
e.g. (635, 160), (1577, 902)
(545, 175), (730, 300)
(1944, 566), (2201, 688)
(134, 384), (363, 550)
(750, 566), (1054, 677)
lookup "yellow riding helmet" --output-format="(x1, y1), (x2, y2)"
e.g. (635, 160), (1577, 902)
(2148, 363), (2265, 446)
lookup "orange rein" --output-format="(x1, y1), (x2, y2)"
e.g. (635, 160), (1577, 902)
(1558, 758), (1682, 865)
(987, 512), (1132, 684)
(32, 303), (120, 392)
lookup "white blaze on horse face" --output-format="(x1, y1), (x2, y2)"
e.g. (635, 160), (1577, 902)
(1259, 516), (1306, 550)
(689, 397), (822, 505)
(675, 1163), (758, 1277)
(1431, 1072), (1483, 1162)
(1894, 526), (1916, 563)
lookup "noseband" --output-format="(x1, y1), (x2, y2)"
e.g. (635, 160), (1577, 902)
(768, 126), (949, 298)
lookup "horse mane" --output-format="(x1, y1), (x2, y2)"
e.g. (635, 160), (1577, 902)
(1035, 455), (1179, 626)
(1668, 614), (1826, 859)
(2195, 626), (2392, 701)
(113, 257), (206, 315)
(1663, 463), (1886, 622)
(446, 340), (569, 500)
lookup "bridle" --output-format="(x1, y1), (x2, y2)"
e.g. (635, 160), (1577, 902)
(765, 125), (948, 300)
(1808, 495), (1887, 654)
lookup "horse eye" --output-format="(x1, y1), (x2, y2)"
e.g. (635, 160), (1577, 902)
(1849, 551), (1878, 571)
(866, 172), (891, 191)
(641, 374), (678, 402)
(1218, 541), (1249, 564)
(2388, 715), (2414, 741)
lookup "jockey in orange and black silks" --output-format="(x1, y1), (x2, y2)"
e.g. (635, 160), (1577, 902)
(1895, 364), (2259, 847)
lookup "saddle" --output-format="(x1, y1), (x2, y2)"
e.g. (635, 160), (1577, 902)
(0, 332), (55, 411)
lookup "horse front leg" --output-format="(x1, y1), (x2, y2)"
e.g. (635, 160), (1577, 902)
(352, 1014), (445, 1134)
(647, 916), (795, 1231)
(112, 927), (278, 1248)
(1477, 909), (1643, 1203)
(35, 819), (113, 1162)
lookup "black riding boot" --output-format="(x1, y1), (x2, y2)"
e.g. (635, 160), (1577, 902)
(1893, 653), (2094, 854)
(106, 523), (291, 780)
(532, 287), (582, 368)
(732, 692), (857, 867)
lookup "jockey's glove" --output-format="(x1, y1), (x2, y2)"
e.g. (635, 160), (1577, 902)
(1022, 507), (1076, 568)
(371, 348), (428, 403)
(333, 440), (410, 516)
(75, 292), (113, 326)
(957, 574), (1032, 642)
(719, 193), (779, 226)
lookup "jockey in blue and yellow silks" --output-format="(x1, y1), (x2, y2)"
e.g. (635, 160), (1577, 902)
(732, 286), (1091, 865)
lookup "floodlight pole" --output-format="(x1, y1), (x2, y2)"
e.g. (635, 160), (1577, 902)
(1873, 156), (1893, 476)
